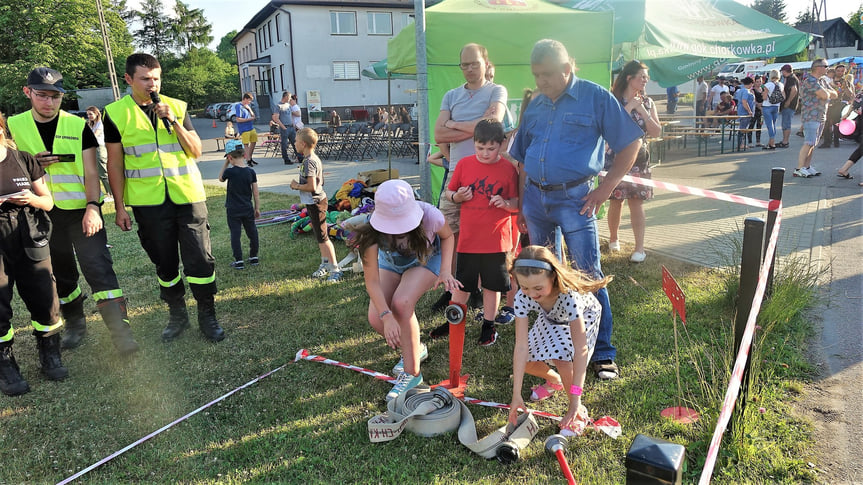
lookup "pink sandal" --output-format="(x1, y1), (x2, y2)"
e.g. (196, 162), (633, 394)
(529, 381), (564, 401)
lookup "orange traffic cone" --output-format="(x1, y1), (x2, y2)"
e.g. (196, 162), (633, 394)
(212, 119), (217, 128)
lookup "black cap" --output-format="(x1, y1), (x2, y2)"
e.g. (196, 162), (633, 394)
(27, 67), (65, 93)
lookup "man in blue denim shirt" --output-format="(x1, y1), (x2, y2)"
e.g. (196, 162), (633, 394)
(510, 39), (643, 380)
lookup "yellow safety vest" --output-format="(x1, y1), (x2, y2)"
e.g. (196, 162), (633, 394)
(8, 110), (88, 210)
(104, 94), (206, 206)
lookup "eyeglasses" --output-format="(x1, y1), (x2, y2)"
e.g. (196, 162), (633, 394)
(459, 61), (481, 71)
(814, 64), (828, 68)
(31, 92), (63, 102)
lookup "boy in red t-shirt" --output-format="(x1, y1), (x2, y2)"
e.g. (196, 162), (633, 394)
(430, 119), (519, 346)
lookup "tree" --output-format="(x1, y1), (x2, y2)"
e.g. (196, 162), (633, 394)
(751, 0), (786, 23)
(795, 9), (815, 26)
(133, 0), (173, 57)
(217, 30), (239, 65)
(171, 1), (212, 54)
(160, 48), (239, 109)
(0, 0), (134, 115)
(849, 5), (863, 39)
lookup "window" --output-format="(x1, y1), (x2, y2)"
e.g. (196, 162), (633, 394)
(275, 14), (282, 41)
(330, 11), (357, 35)
(367, 12), (392, 35)
(267, 20), (273, 48)
(280, 64), (285, 91)
(333, 61), (360, 80)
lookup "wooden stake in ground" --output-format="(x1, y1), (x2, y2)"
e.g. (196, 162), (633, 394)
(660, 265), (699, 424)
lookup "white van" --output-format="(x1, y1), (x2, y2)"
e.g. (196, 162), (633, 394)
(717, 61), (768, 80)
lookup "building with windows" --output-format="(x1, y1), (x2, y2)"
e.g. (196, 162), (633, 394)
(796, 17), (862, 60)
(233, 0), (419, 122)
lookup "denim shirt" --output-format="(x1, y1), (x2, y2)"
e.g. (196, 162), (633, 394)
(510, 76), (643, 185)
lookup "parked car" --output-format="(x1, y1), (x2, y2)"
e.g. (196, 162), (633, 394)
(218, 102), (240, 122)
(204, 103), (221, 119)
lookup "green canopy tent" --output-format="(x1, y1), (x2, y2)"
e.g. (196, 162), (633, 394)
(360, 59), (417, 177)
(387, 0), (614, 203)
(565, 0), (812, 87)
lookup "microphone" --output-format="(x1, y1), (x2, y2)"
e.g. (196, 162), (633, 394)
(149, 91), (172, 134)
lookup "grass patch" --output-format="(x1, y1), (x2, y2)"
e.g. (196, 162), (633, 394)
(0, 187), (819, 483)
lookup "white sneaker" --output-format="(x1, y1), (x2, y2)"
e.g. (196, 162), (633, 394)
(311, 263), (329, 278)
(805, 166), (821, 176)
(630, 251), (646, 263)
(793, 168), (810, 178)
(608, 241), (621, 252)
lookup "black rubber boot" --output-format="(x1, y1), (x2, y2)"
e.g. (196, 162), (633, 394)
(36, 333), (69, 381)
(60, 295), (87, 349)
(162, 301), (190, 342)
(197, 297), (225, 342)
(98, 298), (140, 355)
(0, 341), (30, 396)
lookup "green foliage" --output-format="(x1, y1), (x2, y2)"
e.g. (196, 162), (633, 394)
(132, 0), (174, 58)
(0, 0), (133, 115)
(848, 5), (863, 39)
(751, 0), (787, 23)
(161, 48), (240, 109)
(171, 1), (213, 54)
(217, 30), (240, 65)
(795, 9), (816, 26)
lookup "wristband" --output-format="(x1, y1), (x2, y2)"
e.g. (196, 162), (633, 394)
(569, 385), (583, 396)
(379, 310), (392, 319)
(450, 193), (456, 203)
(87, 200), (104, 208)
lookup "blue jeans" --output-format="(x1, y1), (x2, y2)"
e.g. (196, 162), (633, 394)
(780, 108), (795, 131)
(522, 181), (616, 362)
(762, 105), (779, 140)
(280, 126), (301, 163)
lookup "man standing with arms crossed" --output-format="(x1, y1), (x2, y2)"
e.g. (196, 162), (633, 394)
(104, 53), (225, 342)
(430, 42), (507, 311)
(509, 39), (643, 380)
(271, 91), (302, 165)
(8, 67), (139, 355)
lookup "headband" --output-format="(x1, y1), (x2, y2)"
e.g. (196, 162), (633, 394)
(513, 259), (553, 271)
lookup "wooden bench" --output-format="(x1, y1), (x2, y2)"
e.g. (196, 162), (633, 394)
(664, 129), (723, 156)
(214, 137), (226, 151)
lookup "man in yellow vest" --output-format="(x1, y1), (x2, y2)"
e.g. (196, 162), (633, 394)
(8, 67), (139, 355)
(104, 53), (224, 343)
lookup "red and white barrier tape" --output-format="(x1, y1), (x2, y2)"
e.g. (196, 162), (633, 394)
(598, 171), (781, 211)
(697, 209), (783, 484)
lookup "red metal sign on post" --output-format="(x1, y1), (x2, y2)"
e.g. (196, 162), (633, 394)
(662, 265), (686, 325)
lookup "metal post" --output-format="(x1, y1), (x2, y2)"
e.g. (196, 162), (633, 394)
(414, 0), (431, 201)
(764, 168), (784, 296)
(732, 217), (764, 429)
(96, 0), (120, 101)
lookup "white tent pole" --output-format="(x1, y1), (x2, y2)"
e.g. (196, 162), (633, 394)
(414, 0), (431, 201)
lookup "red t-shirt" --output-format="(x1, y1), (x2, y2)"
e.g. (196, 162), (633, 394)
(448, 155), (518, 253)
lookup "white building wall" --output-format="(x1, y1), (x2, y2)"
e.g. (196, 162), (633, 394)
(250, 5), (417, 113)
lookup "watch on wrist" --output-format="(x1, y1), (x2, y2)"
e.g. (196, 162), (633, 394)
(170, 119), (179, 126)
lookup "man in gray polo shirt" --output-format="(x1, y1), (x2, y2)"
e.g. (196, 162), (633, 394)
(431, 42), (507, 309)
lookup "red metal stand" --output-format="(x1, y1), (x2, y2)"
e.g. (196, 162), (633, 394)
(434, 302), (469, 398)
(545, 434), (577, 485)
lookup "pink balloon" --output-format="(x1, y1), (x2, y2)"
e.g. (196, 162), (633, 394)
(839, 119), (856, 136)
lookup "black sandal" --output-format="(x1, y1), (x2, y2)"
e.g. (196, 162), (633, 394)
(837, 172), (854, 179)
(590, 360), (620, 380)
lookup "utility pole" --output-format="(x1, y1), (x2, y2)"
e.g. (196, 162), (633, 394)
(96, 0), (121, 101)
(810, 0), (829, 59)
(414, 0), (431, 202)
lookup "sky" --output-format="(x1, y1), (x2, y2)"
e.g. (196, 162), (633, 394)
(128, 0), (850, 51)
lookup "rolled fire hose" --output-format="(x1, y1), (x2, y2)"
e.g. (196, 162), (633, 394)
(368, 386), (539, 461)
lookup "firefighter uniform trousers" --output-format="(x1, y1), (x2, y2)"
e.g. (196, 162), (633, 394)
(132, 199), (216, 305)
(50, 207), (122, 306)
(0, 209), (62, 341)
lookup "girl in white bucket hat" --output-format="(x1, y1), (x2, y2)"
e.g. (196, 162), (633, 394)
(352, 180), (460, 401)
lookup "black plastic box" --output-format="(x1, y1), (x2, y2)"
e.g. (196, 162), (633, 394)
(625, 434), (686, 484)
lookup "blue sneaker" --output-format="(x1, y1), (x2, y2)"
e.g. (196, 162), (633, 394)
(386, 372), (423, 402)
(496, 306), (515, 325)
(392, 343), (428, 375)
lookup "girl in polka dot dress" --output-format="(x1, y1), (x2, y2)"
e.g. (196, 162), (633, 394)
(507, 246), (612, 436)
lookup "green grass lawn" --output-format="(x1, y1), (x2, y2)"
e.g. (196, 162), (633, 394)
(0, 186), (818, 484)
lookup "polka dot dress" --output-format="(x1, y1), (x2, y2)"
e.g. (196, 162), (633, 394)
(513, 289), (601, 363)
